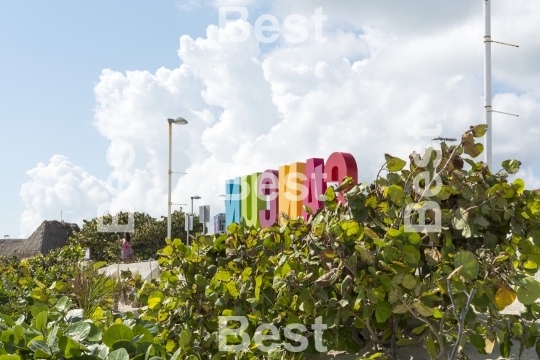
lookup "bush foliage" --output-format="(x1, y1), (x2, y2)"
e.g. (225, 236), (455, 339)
(1, 124), (540, 360)
(67, 210), (203, 263)
(141, 124), (540, 359)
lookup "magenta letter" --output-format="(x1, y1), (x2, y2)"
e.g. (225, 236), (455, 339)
(324, 152), (358, 204)
(302, 158), (326, 220)
(258, 170), (279, 228)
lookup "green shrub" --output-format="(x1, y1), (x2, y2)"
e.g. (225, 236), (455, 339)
(67, 211), (203, 263)
(137, 124), (540, 360)
(0, 296), (164, 359)
(1, 124), (540, 360)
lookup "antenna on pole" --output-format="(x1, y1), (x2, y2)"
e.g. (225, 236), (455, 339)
(484, 0), (519, 169)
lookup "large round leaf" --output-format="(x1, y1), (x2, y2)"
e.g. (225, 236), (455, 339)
(147, 291), (165, 310)
(472, 124), (488, 138)
(132, 325), (153, 344)
(136, 342), (153, 356)
(513, 178), (525, 195)
(179, 329), (192, 347)
(107, 348), (129, 360)
(375, 301), (392, 323)
(0, 355), (22, 360)
(403, 245), (420, 266)
(452, 208), (472, 238)
(325, 186), (336, 202)
(483, 232), (498, 248)
(54, 296), (71, 312)
(112, 340), (136, 355)
(402, 275), (417, 289)
(64, 322), (91, 342)
(502, 159), (521, 174)
(454, 251), (479, 280)
(58, 336), (86, 357)
(387, 185), (405, 205)
(35, 311), (48, 333)
(495, 286), (516, 308)
(517, 277), (540, 305)
(413, 302), (434, 317)
(385, 154), (406, 172)
(30, 302), (48, 318)
(529, 229), (540, 248)
(86, 323), (103, 342)
(103, 324), (134, 348)
(226, 281), (239, 297)
(341, 220), (362, 237)
(28, 340), (51, 356)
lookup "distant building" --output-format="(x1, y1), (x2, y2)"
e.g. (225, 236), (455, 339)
(0, 238), (24, 257)
(214, 213), (226, 234)
(0, 220), (79, 258)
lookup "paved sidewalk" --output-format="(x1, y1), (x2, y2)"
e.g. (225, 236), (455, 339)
(98, 260), (160, 282)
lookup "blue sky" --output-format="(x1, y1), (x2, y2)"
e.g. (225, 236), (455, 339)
(0, 1), (215, 174)
(2, 0), (539, 237)
(0, 1), (215, 236)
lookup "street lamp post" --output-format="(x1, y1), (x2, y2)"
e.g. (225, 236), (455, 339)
(484, 0), (492, 169)
(188, 195), (201, 245)
(167, 117), (188, 241)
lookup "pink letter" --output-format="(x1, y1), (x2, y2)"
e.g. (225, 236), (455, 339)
(324, 152), (358, 204)
(302, 158), (326, 220)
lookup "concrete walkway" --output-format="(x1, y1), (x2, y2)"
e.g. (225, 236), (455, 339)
(98, 260), (160, 282)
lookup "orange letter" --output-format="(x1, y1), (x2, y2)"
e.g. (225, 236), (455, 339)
(279, 162), (306, 222)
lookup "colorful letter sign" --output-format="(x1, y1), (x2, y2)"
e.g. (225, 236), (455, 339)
(258, 170), (279, 228)
(225, 152), (358, 229)
(279, 162), (306, 222)
(240, 173), (265, 228)
(302, 158), (326, 220)
(324, 152), (358, 204)
(225, 177), (241, 226)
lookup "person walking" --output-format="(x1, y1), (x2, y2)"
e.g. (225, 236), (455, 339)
(119, 232), (135, 263)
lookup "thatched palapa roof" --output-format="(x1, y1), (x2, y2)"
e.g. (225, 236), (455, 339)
(0, 239), (25, 257)
(0, 220), (80, 258)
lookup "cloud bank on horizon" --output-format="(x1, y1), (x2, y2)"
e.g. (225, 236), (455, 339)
(19, 0), (540, 236)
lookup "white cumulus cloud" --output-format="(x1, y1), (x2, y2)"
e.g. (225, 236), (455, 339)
(20, 1), (540, 236)
(20, 155), (110, 236)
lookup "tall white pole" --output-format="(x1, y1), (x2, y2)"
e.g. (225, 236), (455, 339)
(167, 122), (172, 240)
(188, 198), (193, 245)
(484, 0), (492, 169)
